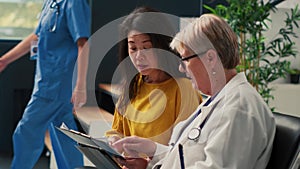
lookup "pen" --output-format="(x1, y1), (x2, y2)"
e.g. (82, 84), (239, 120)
(178, 144), (185, 169)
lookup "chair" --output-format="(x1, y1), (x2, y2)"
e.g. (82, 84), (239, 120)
(266, 112), (300, 169)
(49, 123), (96, 169)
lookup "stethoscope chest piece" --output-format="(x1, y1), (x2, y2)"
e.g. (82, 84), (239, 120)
(188, 127), (201, 141)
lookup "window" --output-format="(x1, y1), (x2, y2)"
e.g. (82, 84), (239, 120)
(0, 0), (43, 40)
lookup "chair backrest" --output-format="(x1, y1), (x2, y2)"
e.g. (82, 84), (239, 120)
(266, 112), (300, 169)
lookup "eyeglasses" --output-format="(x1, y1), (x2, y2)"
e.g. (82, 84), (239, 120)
(181, 54), (199, 61)
(177, 51), (207, 69)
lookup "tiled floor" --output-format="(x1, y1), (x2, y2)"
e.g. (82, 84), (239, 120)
(0, 151), (50, 169)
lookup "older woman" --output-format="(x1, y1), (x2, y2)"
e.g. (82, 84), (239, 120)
(112, 14), (276, 169)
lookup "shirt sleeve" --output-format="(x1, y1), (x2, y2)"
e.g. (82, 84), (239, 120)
(149, 143), (169, 168)
(66, 0), (91, 42)
(34, 1), (48, 36)
(105, 109), (124, 138)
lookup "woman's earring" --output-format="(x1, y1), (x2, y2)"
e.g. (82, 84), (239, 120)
(212, 69), (216, 75)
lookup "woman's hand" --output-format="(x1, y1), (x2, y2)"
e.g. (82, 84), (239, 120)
(108, 135), (122, 145)
(112, 136), (156, 158)
(121, 158), (149, 169)
(71, 88), (87, 110)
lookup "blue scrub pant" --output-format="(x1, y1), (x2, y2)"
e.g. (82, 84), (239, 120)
(11, 95), (83, 169)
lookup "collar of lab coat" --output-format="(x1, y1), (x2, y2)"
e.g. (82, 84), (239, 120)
(169, 72), (248, 145)
(168, 96), (216, 145)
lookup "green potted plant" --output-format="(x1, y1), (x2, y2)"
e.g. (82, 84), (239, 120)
(288, 68), (300, 84)
(205, 0), (300, 105)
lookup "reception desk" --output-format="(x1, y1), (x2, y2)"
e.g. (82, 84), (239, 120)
(74, 106), (113, 137)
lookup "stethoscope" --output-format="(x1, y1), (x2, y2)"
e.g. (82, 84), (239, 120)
(187, 118), (211, 142)
(187, 97), (216, 142)
(49, 0), (60, 32)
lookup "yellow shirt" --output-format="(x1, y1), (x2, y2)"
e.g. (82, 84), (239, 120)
(106, 77), (202, 145)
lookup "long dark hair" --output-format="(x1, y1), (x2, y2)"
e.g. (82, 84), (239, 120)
(117, 6), (183, 112)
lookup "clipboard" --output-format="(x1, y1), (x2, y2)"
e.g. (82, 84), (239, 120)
(56, 127), (123, 169)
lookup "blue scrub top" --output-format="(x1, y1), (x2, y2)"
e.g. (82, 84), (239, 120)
(33, 0), (91, 101)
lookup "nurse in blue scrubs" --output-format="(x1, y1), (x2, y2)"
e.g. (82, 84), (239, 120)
(0, 0), (91, 168)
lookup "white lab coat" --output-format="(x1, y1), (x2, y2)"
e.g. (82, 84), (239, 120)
(151, 73), (276, 169)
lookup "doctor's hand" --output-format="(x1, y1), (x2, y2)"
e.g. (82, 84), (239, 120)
(112, 136), (156, 159)
(71, 88), (87, 110)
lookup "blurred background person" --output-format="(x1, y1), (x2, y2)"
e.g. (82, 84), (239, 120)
(0, 0), (90, 168)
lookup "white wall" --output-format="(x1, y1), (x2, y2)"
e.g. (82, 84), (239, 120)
(266, 0), (300, 117)
(265, 1), (300, 77)
(276, 0), (300, 9)
(269, 84), (300, 117)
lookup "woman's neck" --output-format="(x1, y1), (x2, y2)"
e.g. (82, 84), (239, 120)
(210, 69), (237, 96)
(143, 71), (171, 83)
